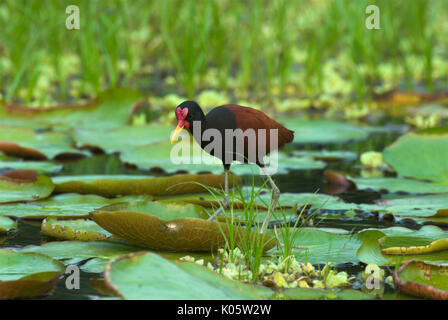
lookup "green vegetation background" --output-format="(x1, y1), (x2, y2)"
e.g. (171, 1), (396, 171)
(1, 0), (447, 111)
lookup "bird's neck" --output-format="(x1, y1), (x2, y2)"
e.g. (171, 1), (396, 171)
(188, 109), (207, 143)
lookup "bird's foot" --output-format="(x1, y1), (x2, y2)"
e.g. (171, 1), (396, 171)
(222, 197), (230, 209)
(207, 207), (222, 222)
(207, 198), (231, 221)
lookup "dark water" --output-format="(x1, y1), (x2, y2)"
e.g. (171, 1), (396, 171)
(1, 130), (408, 300)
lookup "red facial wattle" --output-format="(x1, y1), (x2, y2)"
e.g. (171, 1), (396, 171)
(175, 107), (190, 128)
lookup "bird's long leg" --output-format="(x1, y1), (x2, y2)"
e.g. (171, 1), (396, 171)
(208, 169), (230, 221)
(223, 169), (230, 207)
(260, 167), (280, 234)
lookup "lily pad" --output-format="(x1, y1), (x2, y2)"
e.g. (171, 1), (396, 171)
(230, 153), (326, 175)
(382, 238), (448, 255)
(80, 258), (111, 273)
(281, 287), (376, 300)
(53, 174), (238, 196)
(0, 250), (64, 299)
(373, 194), (448, 217)
(273, 228), (367, 265)
(91, 201), (277, 252)
(121, 138), (325, 175)
(279, 118), (370, 144)
(292, 150), (357, 161)
(20, 241), (142, 265)
(384, 127), (448, 183)
(393, 260), (448, 300)
(0, 126), (86, 159)
(0, 88), (145, 131)
(41, 217), (112, 241)
(348, 177), (448, 194)
(104, 251), (267, 299)
(0, 216), (17, 233)
(73, 124), (172, 153)
(357, 238), (448, 266)
(0, 175), (54, 203)
(0, 193), (153, 218)
(0, 160), (62, 174)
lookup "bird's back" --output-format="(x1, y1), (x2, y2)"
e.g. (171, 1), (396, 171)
(219, 104), (294, 148)
(203, 104), (294, 166)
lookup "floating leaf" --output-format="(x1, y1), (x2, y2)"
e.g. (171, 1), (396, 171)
(0, 175), (54, 203)
(73, 124), (172, 153)
(0, 160), (62, 174)
(348, 177), (448, 194)
(121, 138), (325, 175)
(292, 150), (357, 161)
(0, 126), (86, 159)
(121, 139), (223, 174)
(281, 287), (376, 300)
(357, 238), (448, 266)
(393, 260), (448, 300)
(20, 241), (142, 265)
(0, 216), (17, 233)
(279, 118), (370, 144)
(373, 194), (448, 217)
(229, 153), (326, 175)
(0, 193), (153, 218)
(104, 251), (267, 299)
(41, 217), (112, 241)
(384, 127), (448, 183)
(0, 88), (145, 131)
(273, 228), (368, 265)
(381, 239), (448, 255)
(91, 201), (277, 252)
(53, 174), (238, 196)
(80, 258), (111, 273)
(0, 250), (64, 299)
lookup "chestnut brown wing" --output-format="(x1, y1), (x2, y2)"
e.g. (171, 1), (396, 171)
(222, 104), (294, 153)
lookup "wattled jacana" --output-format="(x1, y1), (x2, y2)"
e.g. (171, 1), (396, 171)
(170, 101), (294, 233)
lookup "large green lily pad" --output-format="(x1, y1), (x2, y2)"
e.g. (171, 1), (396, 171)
(393, 260), (448, 300)
(0, 216), (17, 233)
(384, 127), (448, 183)
(73, 124), (172, 153)
(104, 251), (267, 299)
(349, 177), (448, 194)
(273, 228), (369, 265)
(357, 237), (448, 266)
(0, 88), (145, 131)
(230, 153), (326, 175)
(377, 226), (448, 251)
(0, 126), (86, 159)
(53, 174), (238, 196)
(0, 193), (153, 218)
(91, 201), (277, 252)
(292, 150), (358, 161)
(279, 118), (370, 144)
(20, 241), (142, 265)
(42, 217), (112, 241)
(281, 287), (376, 300)
(121, 138), (325, 175)
(374, 194), (448, 217)
(0, 160), (62, 174)
(0, 175), (54, 203)
(0, 250), (64, 299)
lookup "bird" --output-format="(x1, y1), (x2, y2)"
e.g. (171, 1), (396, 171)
(170, 101), (294, 233)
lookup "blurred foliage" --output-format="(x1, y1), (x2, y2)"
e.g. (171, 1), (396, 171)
(0, 0), (447, 110)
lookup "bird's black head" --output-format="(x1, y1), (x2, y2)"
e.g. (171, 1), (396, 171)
(171, 101), (205, 143)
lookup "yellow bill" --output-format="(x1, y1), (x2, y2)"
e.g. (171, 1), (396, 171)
(170, 125), (184, 144)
